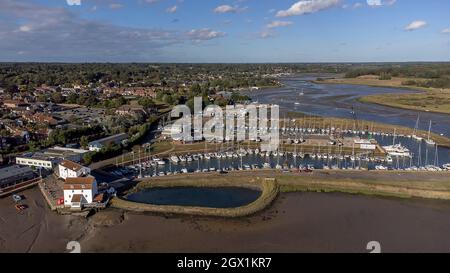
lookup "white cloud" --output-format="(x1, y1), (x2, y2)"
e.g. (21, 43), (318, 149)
(186, 28), (226, 41)
(367, 0), (396, 7)
(166, 5), (177, 13)
(405, 20), (427, 31)
(19, 25), (32, 32)
(214, 5), (246, 14)
(442, 28), (450, 34)
(66, 0), (81, 6)
(266, 21), (293, 28)
(0, 0), (223, 62)
(276, 0), (340, 17)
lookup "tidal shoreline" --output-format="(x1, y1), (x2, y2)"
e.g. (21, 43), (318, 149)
(314, 77), (450, 115)
(3, 186), (450, 253)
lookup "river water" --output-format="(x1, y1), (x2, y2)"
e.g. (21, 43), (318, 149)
(246, 75), (450, 137)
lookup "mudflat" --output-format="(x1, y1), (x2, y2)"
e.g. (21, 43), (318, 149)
(3, 186), (450, 253)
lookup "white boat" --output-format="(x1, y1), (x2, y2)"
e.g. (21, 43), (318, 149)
(425, 120), (436, 145)
(382, 144), (411, 157)
(375, 165), (388, 170)
(412, 115), (423, 141)
(425, 165), (439, 172)
(263, 163), (271, 169)
(443, 164), (450, 171)
(170, 156), (180, 163)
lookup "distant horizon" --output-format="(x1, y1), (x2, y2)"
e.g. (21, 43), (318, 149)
(1, 61), (450, 65)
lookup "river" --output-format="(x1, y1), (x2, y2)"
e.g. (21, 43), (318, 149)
(246, 75), (450, 137)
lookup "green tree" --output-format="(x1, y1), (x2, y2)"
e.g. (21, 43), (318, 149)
(80, 136), (89, 149)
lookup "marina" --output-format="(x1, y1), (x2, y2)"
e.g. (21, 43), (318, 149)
(114, 131), (449, 178)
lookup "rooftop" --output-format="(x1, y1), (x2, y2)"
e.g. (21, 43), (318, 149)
(0, 165), (34, 182)
(64, 176), (96, 190)
(89, 133), (128, 145)
(17, 146), (89, 161)
(59, 160), (84, 172)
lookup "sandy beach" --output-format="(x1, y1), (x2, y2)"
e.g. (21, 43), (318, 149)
(3, 186), (450, 253)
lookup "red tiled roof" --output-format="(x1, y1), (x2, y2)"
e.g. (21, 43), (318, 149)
(64, 176), (96, 190)
(60, 160), (84, 172)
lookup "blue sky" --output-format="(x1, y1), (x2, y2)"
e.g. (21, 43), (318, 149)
(0, 0), (449, 62)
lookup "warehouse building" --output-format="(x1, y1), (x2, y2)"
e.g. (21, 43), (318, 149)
(88, 133), (128, 152)
(0, 165), (36, 190)
(15, 146), (89, 169)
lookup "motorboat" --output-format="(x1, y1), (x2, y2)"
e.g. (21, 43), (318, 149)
(382, 144), (411, 157)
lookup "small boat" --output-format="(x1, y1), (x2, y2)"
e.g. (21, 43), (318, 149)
(425, 120), (436, 146)
(156, 160), (166, 165)
(375, 165), (388, 171)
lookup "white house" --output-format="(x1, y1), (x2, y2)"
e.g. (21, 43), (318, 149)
(63, 176), (98, 209)
(58, 160), (90, 180)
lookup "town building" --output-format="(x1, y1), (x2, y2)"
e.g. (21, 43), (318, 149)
(342, 137), (377, 150)
(115, 105), (147, 118)
(15, 153), (55, 169)
(15, 146), (89, 169)
(88, 133), (128, 152)
(0, 165), (36, 190)
(63, 176), (98, 209)
(58, 160), (91, 180)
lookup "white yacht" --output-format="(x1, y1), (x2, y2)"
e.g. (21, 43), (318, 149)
(170, 155), (180, 163)
(382, 144), (412, 157)
(375, 165), (388, 171)
(425, 120), (436, 146)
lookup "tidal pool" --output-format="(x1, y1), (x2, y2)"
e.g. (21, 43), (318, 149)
(126, 187), (261, 208)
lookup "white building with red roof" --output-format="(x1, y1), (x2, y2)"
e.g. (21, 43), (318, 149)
(58, 160), (91, 180)
(63, 176), (98, 209)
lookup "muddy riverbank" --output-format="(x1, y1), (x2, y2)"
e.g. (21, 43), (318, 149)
(3, 183), (450, 253)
